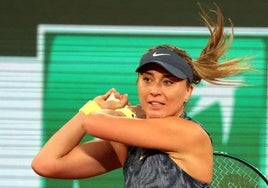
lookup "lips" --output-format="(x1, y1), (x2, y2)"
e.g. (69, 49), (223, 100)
(148, 101), (165, 107)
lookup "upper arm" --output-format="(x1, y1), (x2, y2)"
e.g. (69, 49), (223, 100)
(83, 114), (209, 153)
(33, 140), (122, 179)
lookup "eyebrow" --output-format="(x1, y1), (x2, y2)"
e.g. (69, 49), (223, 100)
(141, 71), (153, 76)
(141, 71), (176, 79)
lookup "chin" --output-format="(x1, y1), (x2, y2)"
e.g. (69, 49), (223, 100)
(147, 113), (165, 118)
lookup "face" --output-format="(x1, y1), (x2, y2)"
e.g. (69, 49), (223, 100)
(137, 65), (193, 118)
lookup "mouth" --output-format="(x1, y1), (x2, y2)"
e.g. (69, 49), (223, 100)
(148, 101), (165, 107)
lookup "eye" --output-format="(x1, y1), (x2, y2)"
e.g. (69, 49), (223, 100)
(163, 79), (173, 86)
(143, 77), (151, 83)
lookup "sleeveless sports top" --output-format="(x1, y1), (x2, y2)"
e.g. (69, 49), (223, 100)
(123, 112), (211, 188)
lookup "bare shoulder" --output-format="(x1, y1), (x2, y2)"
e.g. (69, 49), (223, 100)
(175, 116), (212, 152)
(161, 116), (211, 144)
(167, 117), (213, 183)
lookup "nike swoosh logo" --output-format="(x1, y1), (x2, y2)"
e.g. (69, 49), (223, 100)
(152, 52), (171, 57)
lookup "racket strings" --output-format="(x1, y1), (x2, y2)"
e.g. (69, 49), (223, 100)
(211, 154), (267, 188)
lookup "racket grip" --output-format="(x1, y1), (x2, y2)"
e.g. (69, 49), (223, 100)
(106, 92), (120, 102)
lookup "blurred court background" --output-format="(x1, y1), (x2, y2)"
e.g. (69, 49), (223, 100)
(0, 0), (267, 187)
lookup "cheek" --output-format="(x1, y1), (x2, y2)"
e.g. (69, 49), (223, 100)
(169, 94), (184, 107)
(137, 82), (146, 103)
(168, 89), (187, 107)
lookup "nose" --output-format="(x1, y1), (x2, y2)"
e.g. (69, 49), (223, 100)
(150, 82), (162, 96)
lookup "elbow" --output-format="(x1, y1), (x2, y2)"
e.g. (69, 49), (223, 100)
(31, 159), (43, 177)
(31, 157), (46, 177)
(31, 156), (49, 177)
(31, 156), (59, 178)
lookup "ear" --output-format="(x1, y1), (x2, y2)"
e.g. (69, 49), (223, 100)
(185, 85), (194, 101)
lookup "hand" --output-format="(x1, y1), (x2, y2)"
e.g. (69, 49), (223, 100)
(128, 104), (146, 119)
(93, 88), (128, 110)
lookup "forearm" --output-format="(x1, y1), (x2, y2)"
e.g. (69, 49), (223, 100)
(33, 95), (128, 162)
(33, 112), (86, 162)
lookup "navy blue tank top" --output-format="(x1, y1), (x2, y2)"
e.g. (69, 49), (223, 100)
(123, 113), (211, 188)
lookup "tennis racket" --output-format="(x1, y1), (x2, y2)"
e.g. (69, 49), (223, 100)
(211, 151), (268, 188)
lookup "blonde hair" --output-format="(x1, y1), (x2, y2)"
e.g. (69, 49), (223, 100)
(148, 4), (252, 85)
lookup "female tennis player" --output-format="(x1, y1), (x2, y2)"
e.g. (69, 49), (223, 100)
(32, 5), (251, 187)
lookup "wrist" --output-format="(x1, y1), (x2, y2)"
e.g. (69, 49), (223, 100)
(116, 106), (136, 118)
(79, 100), (102, 115)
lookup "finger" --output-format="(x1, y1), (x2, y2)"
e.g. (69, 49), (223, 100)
(109, 93), (128, 109)
(120, 94), (129, 104)
(114, 91), (123, 100)
(103, 88), (116, 100)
